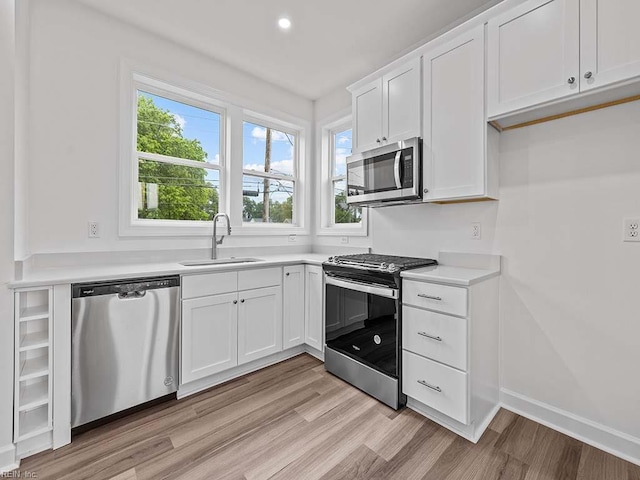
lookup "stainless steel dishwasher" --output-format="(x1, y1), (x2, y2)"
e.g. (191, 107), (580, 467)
(71, 276), (180, 428)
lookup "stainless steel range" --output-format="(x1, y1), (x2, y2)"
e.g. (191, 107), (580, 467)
(323, 253), (437, 409)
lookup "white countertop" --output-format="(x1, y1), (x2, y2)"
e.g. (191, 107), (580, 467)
(400, 264), (500, 286)
(9, 253), (331, 288)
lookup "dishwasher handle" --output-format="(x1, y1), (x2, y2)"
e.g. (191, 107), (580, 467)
(72, 275), (180, 298)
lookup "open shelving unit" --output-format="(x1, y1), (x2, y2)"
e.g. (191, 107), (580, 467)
(14, 288), (53, 443)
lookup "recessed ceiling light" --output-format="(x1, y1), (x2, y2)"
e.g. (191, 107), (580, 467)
(278, 17), (291, 30)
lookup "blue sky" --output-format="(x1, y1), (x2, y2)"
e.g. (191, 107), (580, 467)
(139, 91), (294, 203)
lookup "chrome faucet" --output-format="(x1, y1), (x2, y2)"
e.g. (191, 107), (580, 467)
(212, 213), (231, 260)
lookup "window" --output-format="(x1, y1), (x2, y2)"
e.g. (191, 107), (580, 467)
(242, 119), (298, 225)
(317, 115), (367, 236)
(330, 127), (362, 225)
(120, 68), (308, 236)
(136, 90), (223, 223)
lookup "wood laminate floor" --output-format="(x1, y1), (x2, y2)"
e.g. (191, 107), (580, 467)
(18, 354), (640, 480)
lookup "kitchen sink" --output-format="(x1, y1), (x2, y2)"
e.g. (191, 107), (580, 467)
(180, 257), (263, 267)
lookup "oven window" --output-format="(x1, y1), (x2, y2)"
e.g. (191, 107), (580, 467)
(325, 284), (398, 378)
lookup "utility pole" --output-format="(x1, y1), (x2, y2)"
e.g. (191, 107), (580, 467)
(263, 128), (271, 222)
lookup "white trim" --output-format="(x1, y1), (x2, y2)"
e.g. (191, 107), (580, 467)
(0, 444), (18, 474)
(501, 388), (640, 467)
(316, 114), (368, 237)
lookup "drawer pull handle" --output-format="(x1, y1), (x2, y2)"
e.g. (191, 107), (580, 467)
(417, 331), (442, 342)
(417, 380), (442, 393)
(417, 294), (442, 301)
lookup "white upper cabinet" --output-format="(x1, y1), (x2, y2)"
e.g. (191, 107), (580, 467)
(383, 59), (422, 144)
(352, 58), (421, 153)
(488, 0), (580, 118)
(423, 25), (497, 202)
(352, 81), (383, 153)
(580, 0), (640, 91)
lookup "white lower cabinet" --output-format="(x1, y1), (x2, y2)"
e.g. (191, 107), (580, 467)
(181, 267), (283, 385)
(181, 293), (238, 384)
(402, 275), (499, 442)
(304, 265), (323, 352)
(238, 286), (282, 365)
(283, 265), (305, 349)
(403, 350), (468, 424)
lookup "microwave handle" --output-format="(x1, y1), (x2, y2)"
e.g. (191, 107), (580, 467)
(394, 151), (402, 189)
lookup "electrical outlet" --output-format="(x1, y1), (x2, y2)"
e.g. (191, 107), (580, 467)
(340, 236), (349, 245)
(288, 234), (297, 243)
(88, 222), (100, 238)
(623, 217), (640, 242)
(471, 222), (481, 240)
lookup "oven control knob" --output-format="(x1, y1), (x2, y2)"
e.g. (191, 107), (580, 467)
(380, 262), (388, 271)
(328, 256), (335, 263)
(388, 263), (397, 272)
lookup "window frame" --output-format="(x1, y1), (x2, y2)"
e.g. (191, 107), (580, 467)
(119, 64), (310, 237)
(317, 114), (368, 237)
(240, 114), (300, 228)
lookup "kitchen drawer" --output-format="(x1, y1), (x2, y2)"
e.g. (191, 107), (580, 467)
(238, 267), (282, 291)
(182, 271), (238, 299)
(403, 306), (467, 371)
(402, 350), (468, 424)
(403, 280), (467, 317)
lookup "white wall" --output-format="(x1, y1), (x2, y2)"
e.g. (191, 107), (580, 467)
(373, 102), (640, 440)
(25, 0), (313, 256)
(0, 0), (16, 470)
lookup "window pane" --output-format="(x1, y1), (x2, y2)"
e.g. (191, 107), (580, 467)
(243, 121), (295, 177)
(334, 128), (352, 177)
(138, 158), (219, 221)
(137, 91), (221, 165)
(334, 179), (361, 224)
(242, 175), (294, 224)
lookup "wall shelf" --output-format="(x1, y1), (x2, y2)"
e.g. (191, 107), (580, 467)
(19, 331), (49, 352)
(19, 379), (49, 412)
(19, 355), (49, 381)
(14, 288), (53, 445)
(17, 406), (50, 442)
(19, 305), (49, 322)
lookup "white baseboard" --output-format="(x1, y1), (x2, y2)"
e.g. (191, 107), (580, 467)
(407, 397), (500, 444)
(304, 345), (324, 361)
(0, 444), (18, 474)
(501, 388), (640, 467)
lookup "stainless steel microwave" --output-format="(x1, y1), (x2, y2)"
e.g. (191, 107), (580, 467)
(346, 137), (421, 207)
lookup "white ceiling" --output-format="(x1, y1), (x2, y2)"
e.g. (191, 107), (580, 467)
(75, 0), (502, 100)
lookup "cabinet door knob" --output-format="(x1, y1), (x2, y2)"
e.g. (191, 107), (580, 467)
(567, 76), (576, 84)
(233, 300), (238, 304)
(376, 138), (381, 143)
(240, 299), (245, 303)
(381, 137), (387, 141)
(286, 272), (290, 276)
(584, 71), (593, 79)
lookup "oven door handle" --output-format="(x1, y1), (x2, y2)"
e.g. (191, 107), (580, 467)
(393, 151), (402, 189)
(325, 276), (398, 299)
